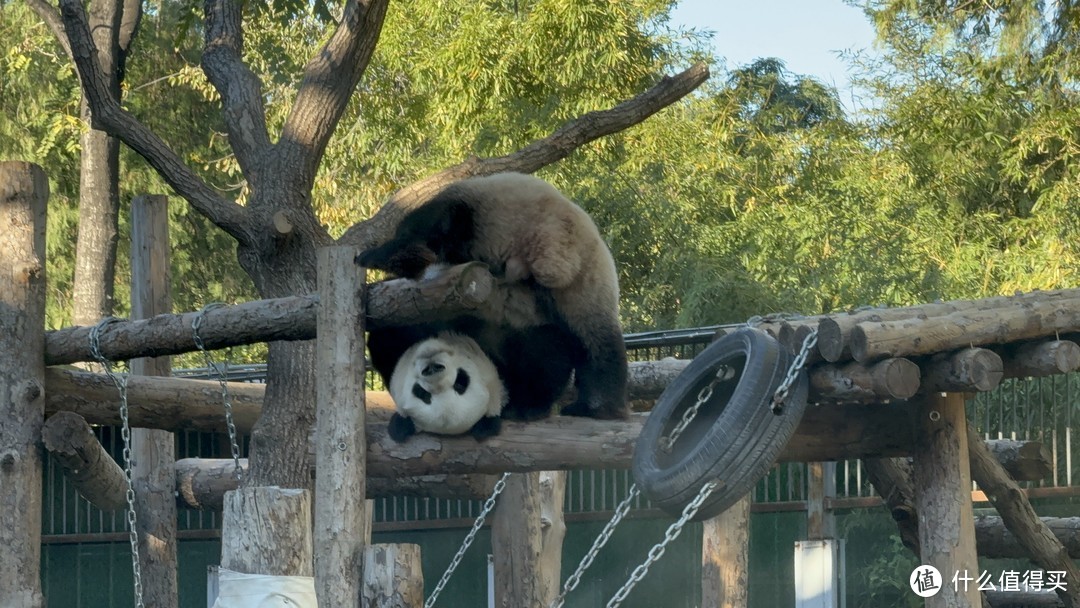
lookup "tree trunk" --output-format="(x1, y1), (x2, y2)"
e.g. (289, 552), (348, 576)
(701, 494), (751, 608)
(0, 162), (48, 608)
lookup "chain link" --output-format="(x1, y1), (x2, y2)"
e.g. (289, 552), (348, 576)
(658, 364), (734, 452)
(549, 484), (642, 608)
(604, 479), (721, 608)
(191, 304), (243, 481)
(425, 472), (511, 608)
(771, 328), (818, 414)
(89, 318), (144, 608)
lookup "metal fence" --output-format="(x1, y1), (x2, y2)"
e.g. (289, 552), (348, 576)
(41, 327), (1080, 540)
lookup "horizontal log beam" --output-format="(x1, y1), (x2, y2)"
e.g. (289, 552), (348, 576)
(985, 591), (1064, 608)
(817, 289), (1080, 363)
(176, 458), (497, 509)
(43, 361), (686, 434)
(850, 297), (1080, 363)
(918, 348), (1004, 394)
(998, 340), (1080, 379)
(808, 358), (920, 402)
(44, 263), (494, 365)
(976, 516), (1080, 559)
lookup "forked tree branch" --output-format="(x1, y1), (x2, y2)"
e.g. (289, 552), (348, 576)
(201, 0), (272, 180)
(57, 0), (253, 244)
(277, 0), (390, 191)
(337, 62), (711, 250)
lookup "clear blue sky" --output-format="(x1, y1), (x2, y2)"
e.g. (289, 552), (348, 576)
(669, 0), (879, 108)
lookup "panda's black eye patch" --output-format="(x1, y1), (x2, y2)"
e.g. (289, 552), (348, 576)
(453, 369), (470, 395)
(411, 383), (432, 404)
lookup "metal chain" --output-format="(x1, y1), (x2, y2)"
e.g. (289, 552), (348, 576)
(549, 484), (642, 608)
(771, 328), (818, 414)
(89, 318), (144, 608)
(604, 479), (721, 608)
(425, 471), (511, 608)
(191, 303), (243, 481)
(659, 364), (735, 453)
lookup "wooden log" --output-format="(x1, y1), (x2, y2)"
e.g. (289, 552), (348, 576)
(41, 412), (126, 511)
(863, 458), (920, 553)
(817, 289), (1080, 362)
(43, 262), (495, 365)
(0, 161), (48, 607)
(806, 462), (836, 540)
(492, 472), (565, 607)
(808, 358), (920, 402)
(967, 423), (1080, 607)
(976, 516), (1080, 559)
(314, 247), (368, 608)
(919, 348), (1004, 394)
(701, 494), (750, 608)
(175, 458), (497, 508)
(538, 471), (567, 606)
(361, 544), (423, 608)
(220, 487), (313, 576)
(44, 359), (680, 435)
(998, 339), (1080, 379)
(850, 298), (1080, 363)
(129, 194), (178, 608)
(913, 393), (981, 607)
(985, 591), (1064, 607)
(984, 439), (1053, 481)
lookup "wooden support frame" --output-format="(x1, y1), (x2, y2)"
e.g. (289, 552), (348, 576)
(0, 161), (48, 607)
(129, 193), (178, 607)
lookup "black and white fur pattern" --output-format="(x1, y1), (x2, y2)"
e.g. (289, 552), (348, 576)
(386, 332), (506, 442)
(359, 172), (628, 420)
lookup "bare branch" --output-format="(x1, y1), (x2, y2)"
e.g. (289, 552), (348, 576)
(277, 0), (390, 191)
(25, 0), (72, 58)
(337, 62), (711, 249)
(57, 0), (253, 244)
(201, 0), (272, 179)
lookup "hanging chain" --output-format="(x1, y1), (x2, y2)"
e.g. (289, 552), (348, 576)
(549, 484), (642, 608)
(659, 364), (735, 453)
(89, 318), (144, 608)
(771, 328), (818, 414)
(191, 303), (243, 481)
(604, 479), (721, 608)
(425, 471), (511, 608)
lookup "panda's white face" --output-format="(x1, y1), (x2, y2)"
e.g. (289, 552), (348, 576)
(389, 333), (506, 436)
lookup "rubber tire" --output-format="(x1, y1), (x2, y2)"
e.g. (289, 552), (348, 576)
(632, 327), (808, 521)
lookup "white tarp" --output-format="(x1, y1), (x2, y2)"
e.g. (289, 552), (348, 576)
(212, 568), (317, 608)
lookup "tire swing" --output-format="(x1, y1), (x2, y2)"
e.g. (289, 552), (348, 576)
(632, 327), (811, 521)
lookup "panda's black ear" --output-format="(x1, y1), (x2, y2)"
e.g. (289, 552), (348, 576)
(453, 368), (471, 394)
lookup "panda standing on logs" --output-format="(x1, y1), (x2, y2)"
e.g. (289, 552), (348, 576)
(360, 172), (629, 441)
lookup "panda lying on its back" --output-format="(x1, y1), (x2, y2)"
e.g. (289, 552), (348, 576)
(360, 172), (629, 421)
(386, 331), (506, 442)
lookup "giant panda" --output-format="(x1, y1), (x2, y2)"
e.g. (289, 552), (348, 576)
(359, 172), (629, 420)
(385, 331), (506, 442)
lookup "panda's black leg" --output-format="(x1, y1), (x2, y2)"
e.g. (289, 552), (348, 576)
(356, 242), (437, 278)
(468, 415), (502, 441)
(560, 324), (629, 420)
(387, 413), (418, 442)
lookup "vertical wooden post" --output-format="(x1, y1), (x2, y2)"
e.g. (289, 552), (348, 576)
(913, 392), (980, 607)
(807, 462), (836, 540)
(492, 471), (566, 607)
(130, 194), (178, 607)
(315, 246), (368, 607)
(701, 494), (751, 608)
(361, 544), (424, 607)
(0, 161), (48, 608)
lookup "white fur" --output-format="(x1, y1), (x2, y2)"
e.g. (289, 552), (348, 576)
(388, 332), (506, 435)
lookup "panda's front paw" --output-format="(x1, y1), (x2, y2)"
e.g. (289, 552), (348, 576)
(356, 242), (436, 279)
(560, 399), (630, 420)
(469, 416), (502, 441)
(388, 413), (418, 443)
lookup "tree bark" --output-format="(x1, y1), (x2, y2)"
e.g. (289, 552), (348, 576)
(913, 393), (981, 608)
(701, 494), (751, 608)
(313, 247), (367, 608)
(361, 544), (423, 608)
(492, 472), (565, 608)
(129, 194), (178, 608)
(220, 487), (313, 576)
(976, 516), (1080, 559)
(0, 161), (48, 608)
(918, 348), (1004, 394)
